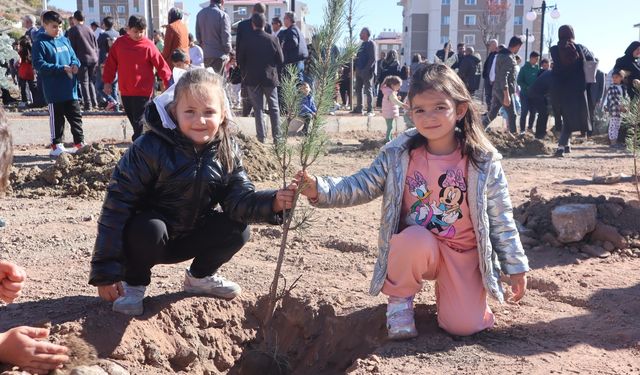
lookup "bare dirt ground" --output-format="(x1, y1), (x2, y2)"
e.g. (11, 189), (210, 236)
(1, 129), (639, 375)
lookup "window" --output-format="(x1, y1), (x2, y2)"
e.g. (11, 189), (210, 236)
(117, 5), (125, 14)
(442, 15), (450, 25)
(118, 18), (125, 26)
(464, 15), (476, 25)
(463, 34), (476, 45)
(465, 0), (477, 4)
(440, 35), (449, 44)
(514, 16), (523, 25)
(489, 15), (499, 25)
(274, 7), (281, 17)
(102, 5), (111, 13)
(515, 0), (524, 4)
(133, 0), (139, 12)
(381, 45), (389, 51)
(442, 0), (450, 5)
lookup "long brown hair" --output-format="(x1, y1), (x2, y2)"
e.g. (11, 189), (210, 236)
(407, 63), (496, 167)
(169, 69), (235, 173)
(0, 106), (13, 196)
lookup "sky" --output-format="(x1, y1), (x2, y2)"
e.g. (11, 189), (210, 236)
(47, 0), (638, 71)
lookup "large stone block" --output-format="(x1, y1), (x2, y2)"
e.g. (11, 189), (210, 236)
(551, 204), (597, 243)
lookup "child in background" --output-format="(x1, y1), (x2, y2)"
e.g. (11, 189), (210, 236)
(32, 10), (85, 157)
(298, 82), (317, 135)
(381, 75), (408, 142)
(17, 36), (37, 105)
(227, 52), (242, 109)
(188, 33), (204, 68)
(294, 63), (528, 340)
(102, 15), (171, 141)
(605, 70), (628, 147)
(90, 69), (294, 316)
(0, 108), (70, 374)
(171, 49), (190, 71)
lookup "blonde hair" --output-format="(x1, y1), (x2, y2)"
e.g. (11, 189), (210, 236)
(407, 63), (496, 167)
(169, 69), (235, 173)
(0, 106), (13, 196)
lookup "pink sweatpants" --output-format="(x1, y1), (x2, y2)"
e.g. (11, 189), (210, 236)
(381, 225), (495, 336)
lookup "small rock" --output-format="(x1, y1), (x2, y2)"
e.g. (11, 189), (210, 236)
(602, 241), (615, 252)
(516, 220), (535, 237)
(579, 281), (588, 287)
(169, 346), (197, 371)
(97, 360), (130, 375)
(519, 234), (538, 246)
(628, 239), (640, 248)
(624, 249), (634, 256)
(592, 173), (624, 184)
(580, 244), (611, 258)
(597, 203), (623, 218)
(551, 204), (597, 243)
(82, 215), (94, 222)
(590, 222), (627, 249)
(70, 366), (108, 375)
(541, 232), (562, 247)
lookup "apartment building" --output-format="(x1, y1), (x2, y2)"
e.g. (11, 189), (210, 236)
(374, 30), (402, 55)
(75, 0), (173, 34)
(398, 0), (544, 64)
(199, 0), (311, 43)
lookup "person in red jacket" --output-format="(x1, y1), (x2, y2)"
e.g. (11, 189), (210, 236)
(161, 7), (190, 70)
(103, 15), (171, 141)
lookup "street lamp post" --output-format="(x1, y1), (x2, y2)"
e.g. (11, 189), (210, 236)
(525, 0), (560, 57)
(523, 28), (535, 59)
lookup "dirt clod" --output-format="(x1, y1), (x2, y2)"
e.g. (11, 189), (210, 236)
(487, 130), (553, 157)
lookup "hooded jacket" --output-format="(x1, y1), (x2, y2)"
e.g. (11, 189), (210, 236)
(89, 102), (281, 286)
(614, 41), (640, 98)
(312, 129), (529, 301)
(31, 33), (80, 103)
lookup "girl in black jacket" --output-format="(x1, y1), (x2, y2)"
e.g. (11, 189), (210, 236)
(89, 69), (294, 316)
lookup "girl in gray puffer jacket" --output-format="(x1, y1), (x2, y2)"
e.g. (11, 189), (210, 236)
(295, 63), (529, 340)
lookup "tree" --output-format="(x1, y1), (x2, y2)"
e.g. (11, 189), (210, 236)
(476, 0), (511, 55)
(622, 81), (640, 201)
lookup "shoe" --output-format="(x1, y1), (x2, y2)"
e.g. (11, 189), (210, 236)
(105, 101), (116, 111)
(386, 296), (418, 340)
(554, 148), (564, 158)
(366, 111), (375, 117)
(519, 131), (526, 136)
(49, 143), (68, 157)
(183, 269), (241, 299)
(563, 145), (571, 154)
(72, 142), (87, 153)
(329, 111), (336, 116)
(112, 282), (146, 316)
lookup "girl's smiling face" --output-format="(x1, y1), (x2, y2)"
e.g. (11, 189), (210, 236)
(174, 88), (224, 147)
(410, 89), (468, 154)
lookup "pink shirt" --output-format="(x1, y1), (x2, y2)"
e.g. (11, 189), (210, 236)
(400, 146), (477, 251)
(381, 86), (400, 119)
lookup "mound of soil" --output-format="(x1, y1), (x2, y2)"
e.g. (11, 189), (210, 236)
(514, 190), (640, 255)
(9, 134), (287, 199)
(487, 131), (553, 157)
(0, 294), (384, 375)
(9, 143), (125, 199)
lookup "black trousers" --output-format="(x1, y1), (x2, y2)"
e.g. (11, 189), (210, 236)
(19, 78), (37, 103)
(121, 96), (149, 141)
(339, 81), (350, 106)
(77, 63), (98, 109)
(529, 97), (549, 139)
(48, 100), (84, 145)
(123, 211), (250, 286)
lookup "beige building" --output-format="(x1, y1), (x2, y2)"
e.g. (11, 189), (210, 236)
(374, 30), (402, 56)
(75, 0), (174, 34)
(398, 0), (544, 64)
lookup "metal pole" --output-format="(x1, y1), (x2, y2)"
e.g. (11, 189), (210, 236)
(42, 0), (47, 11)
(539, 0), (546, 57)
(525, 28), (529, 59)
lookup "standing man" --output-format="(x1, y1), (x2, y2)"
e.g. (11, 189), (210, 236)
(278, 11), (308, 82)
(374, 50), (385, 101)
(196, 0), (231, 74)
(90, 21), (104, 40)
(482, 36), (523, 133)
(67, 10), (99, 111)
(482, 39), (498, 108)
(271, 17), (283, 38)
(451, 42), (465, 71)
(352, 27), (376, 116)
(458, 47), (481, 96)
(22, 15), (39, 41)
(238, 13), (283, 144)
(96, 16), (119, 109)
(517, 51), (540, 134)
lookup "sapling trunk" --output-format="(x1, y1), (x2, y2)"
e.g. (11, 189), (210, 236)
(261, 0), (359, 348)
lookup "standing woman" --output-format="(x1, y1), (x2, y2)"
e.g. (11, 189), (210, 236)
(614, 41), (640, 99)
(549, 25), (595, 157)
(162, 8), (190, 70)
(376, 50), (405, 108)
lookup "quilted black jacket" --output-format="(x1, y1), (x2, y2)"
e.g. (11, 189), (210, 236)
(89, 103), (280, 286)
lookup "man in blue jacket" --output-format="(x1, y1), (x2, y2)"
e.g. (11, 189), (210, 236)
(278, 11), (308, 82)
(352, 27), (376, 116)
(32, 10), (85, 157)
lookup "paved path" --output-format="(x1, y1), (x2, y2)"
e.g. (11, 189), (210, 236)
(7, 113), (407, 145)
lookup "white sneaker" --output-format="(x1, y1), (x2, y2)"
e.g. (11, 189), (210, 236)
(71, 142), (87, 153)
(49, 143), (68, 157)
(112, 282), (146, 316)
(183, 269), (241, 299)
